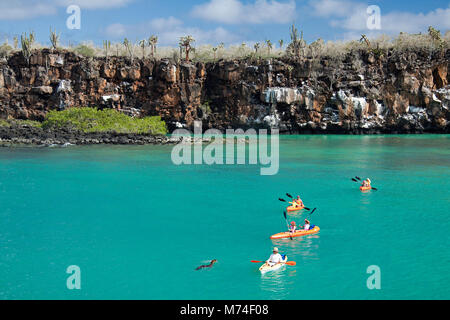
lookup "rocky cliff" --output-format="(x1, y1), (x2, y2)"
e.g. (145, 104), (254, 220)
(0, 48), (449, 134)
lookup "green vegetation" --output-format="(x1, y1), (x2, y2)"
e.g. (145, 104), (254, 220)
(0, 119), (42, 128)
(42, 107), (167, 135)
(74, 44), (96, 57)
(0, 43), (13, 58)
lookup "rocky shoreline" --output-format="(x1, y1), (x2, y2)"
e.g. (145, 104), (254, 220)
(0, 125), (180, 146)
(0, 123), (447, 148)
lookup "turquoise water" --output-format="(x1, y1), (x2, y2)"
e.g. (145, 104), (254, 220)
(0, 135), (449, 300)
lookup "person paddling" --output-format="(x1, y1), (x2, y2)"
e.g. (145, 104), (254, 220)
(362, 178), (371, 188)
(266, 247), (283, 267)
(302, 219), (311, 231)
(289, 195), (303, 208)
(289, 221), (297, 233)
(296, 195), (303, 207)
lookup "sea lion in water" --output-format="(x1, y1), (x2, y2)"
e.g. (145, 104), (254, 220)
(195, 259), (217, 270)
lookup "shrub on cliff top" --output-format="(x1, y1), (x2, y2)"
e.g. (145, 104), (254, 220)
(74, 43), (96, 57)
(42, 107), (167, 135)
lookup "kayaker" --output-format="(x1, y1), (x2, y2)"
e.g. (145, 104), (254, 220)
(289, 196), (303, 208)
(302, 219), (311, 231)
(362, 178), (371, 188)
(289, 221), (297, 233)
(266, 247), (283, 267)
(289, 200), (299, 208)
(296, 195), (303, 207)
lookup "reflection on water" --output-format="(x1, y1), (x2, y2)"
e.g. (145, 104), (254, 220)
(271, 234), (320, 260)
(259, 233), (321, 299)
(259, 267), (298, 300)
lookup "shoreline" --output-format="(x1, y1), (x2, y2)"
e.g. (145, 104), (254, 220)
(0, 125), (448, 147)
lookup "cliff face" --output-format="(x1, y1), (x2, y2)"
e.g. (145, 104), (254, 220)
(0, 48), (449, 133)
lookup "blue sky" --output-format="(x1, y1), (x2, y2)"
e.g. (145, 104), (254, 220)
(0, 0), (449, 47)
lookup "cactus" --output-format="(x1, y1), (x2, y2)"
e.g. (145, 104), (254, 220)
(179, 35), (195, 61)
(148, 35), (158, 57)
(360, 34), (371, 49)
(290, 24), (299, 57)
(103, 40), (111, 61)
(139, 39), (147, 58)
(123, 38), (135, 62)
(254, 42), (260, 54)
(13, 36), (18, 50)
(49, 27), (60, 51)
(266, 40), (273, 55)
(212, 47), (218, 61)
(20, 31), (35, 64)
(279, 39), (284, 49)
(428, 26), (444, 50)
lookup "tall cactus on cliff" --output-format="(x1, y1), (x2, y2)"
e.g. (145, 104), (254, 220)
(139, 39), (147, 59)
(179, 35), (195, 61)
(266, 40), (273, 56)
(254, 42), (260, 54)
(428, 26), (445, 50)
(20, 31), (35, 64)
(289, 24), (306, 58)
(212, 47), (218, 61)
(123, 38), (135, 62)
(148, 35), (158, 57)
(103, 40), (111, 61)
(49, 28), (60, 52)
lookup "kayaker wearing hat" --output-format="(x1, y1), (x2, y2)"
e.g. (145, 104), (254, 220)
(266, 247), (283, 267)
(362, 178), (371, 188)
(289, 221), (297, 233)
(302, 219), (311, 231)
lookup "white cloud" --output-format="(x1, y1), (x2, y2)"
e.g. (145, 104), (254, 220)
(310, 0), (450, 35)
(0, 1), (57, 20)
(0, 0), (135, 20)
(104, 23), (128, 37)
(310, 0), (356, 18)
(103, 17), (239, 46)
(191, 0), (296, 24)
(55, 0), (134, 9)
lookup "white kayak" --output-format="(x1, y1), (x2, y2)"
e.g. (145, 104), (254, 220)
(259, 256), (288, 274)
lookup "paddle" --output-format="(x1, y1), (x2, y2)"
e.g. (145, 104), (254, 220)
(309, 208), (317, 216)
(251, 260), (296, 266)
(283, 211), (293, 240)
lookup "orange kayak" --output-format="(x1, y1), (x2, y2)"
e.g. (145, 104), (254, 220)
(360, 186), (372, 191)
(286, 204), (305, 212)
(270, 226), (320, 239)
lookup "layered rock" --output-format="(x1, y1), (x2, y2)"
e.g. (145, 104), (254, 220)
(0, 48), (449, 134)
